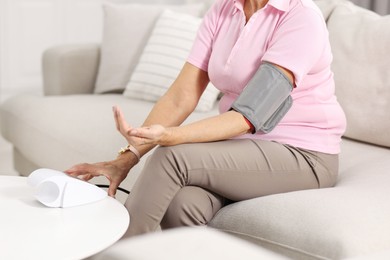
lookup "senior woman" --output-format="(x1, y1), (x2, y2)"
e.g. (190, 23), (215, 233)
(66, 0), (346, 237)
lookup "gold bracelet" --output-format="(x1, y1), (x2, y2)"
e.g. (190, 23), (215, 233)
(118, 144), (140, 162)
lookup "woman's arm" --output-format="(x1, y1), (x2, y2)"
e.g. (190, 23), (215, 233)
(127, 110), (251, 147)
(117, 62), (211, 156)
(123, 63), (295, 147)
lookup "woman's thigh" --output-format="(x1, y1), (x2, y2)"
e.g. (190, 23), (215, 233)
(159, 139), (338, 201)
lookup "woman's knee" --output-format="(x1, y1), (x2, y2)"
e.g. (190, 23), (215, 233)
(161, 186), (224, 229)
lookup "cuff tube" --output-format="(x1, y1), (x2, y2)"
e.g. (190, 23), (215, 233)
(231, 62), (293, 134)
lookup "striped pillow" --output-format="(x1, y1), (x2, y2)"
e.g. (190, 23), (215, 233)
(123, 9), (219, 112)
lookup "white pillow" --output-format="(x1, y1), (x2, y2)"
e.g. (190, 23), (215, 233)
(94, 3), (205, 94)
(123, 10), (220, 112)
(326, 1), (390, 147)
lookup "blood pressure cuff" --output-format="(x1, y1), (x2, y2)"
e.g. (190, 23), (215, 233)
(231, 62), (293, 134)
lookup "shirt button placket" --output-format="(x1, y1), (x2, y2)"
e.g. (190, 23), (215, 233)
(226, 14), (247, 68)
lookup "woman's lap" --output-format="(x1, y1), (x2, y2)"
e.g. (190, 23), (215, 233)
(155, 139), (337, 199)
(124, 138), (338, 236)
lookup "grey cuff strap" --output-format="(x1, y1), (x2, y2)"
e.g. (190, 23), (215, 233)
(231, 62), (293, 134)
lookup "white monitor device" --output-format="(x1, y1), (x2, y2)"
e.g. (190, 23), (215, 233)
(28, 168), (107, 208)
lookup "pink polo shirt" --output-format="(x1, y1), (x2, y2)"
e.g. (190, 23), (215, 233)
(187, 0), (346, 154)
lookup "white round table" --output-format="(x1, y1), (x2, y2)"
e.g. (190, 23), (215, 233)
(0, 176), (129, 260)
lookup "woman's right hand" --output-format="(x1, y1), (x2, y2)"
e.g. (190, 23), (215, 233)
(64, 152), (138, 197)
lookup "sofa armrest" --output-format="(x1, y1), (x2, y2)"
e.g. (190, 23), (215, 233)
(42, 44), (100, 95)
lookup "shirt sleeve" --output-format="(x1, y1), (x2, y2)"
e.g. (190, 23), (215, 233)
(186, 0), (224, 72)
(262, 7), (329, 87)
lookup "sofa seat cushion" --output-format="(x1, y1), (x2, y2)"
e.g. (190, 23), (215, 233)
(0, 94), (218, 190)
(209, 139), (390, 259)
(93, 227), (288, 260)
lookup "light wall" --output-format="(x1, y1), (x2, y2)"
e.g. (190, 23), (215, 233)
(350, 0), (390, 15)
(0, 0), (104, 101)
(0, 0), (214, 102)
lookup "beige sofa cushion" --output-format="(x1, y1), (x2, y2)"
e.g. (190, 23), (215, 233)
(94, 3), (205, 94)
(93, 227), (288, 260)
(326, 1), (390, 147)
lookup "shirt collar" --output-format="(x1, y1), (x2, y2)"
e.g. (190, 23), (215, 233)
(232, 0), (290, 15)
(267, 0), (290, 12)
(232, 0), (244, 15)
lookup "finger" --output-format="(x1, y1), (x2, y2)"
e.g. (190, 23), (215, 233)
(113, 106), (129, 133)
(129, 127), (151, 138)
(64, 164), (86, 176)
(108, 181), (120, 197)
(118, 110), (131, 132)
(129, 128), (160, 143)
(65, 163), (102, 178)
(127, 130), (150, 146)
(79, 174), (93, 181)
(112, 106), (120, 131)
(115, 107), (132, 135)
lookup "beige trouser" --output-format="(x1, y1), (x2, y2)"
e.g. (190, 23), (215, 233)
(123, 139), (338, 237)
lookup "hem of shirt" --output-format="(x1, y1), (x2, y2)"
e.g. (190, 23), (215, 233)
(232, 134), (341, 155)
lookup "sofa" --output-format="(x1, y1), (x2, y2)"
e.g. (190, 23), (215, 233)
(1, 0), (390, 259)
